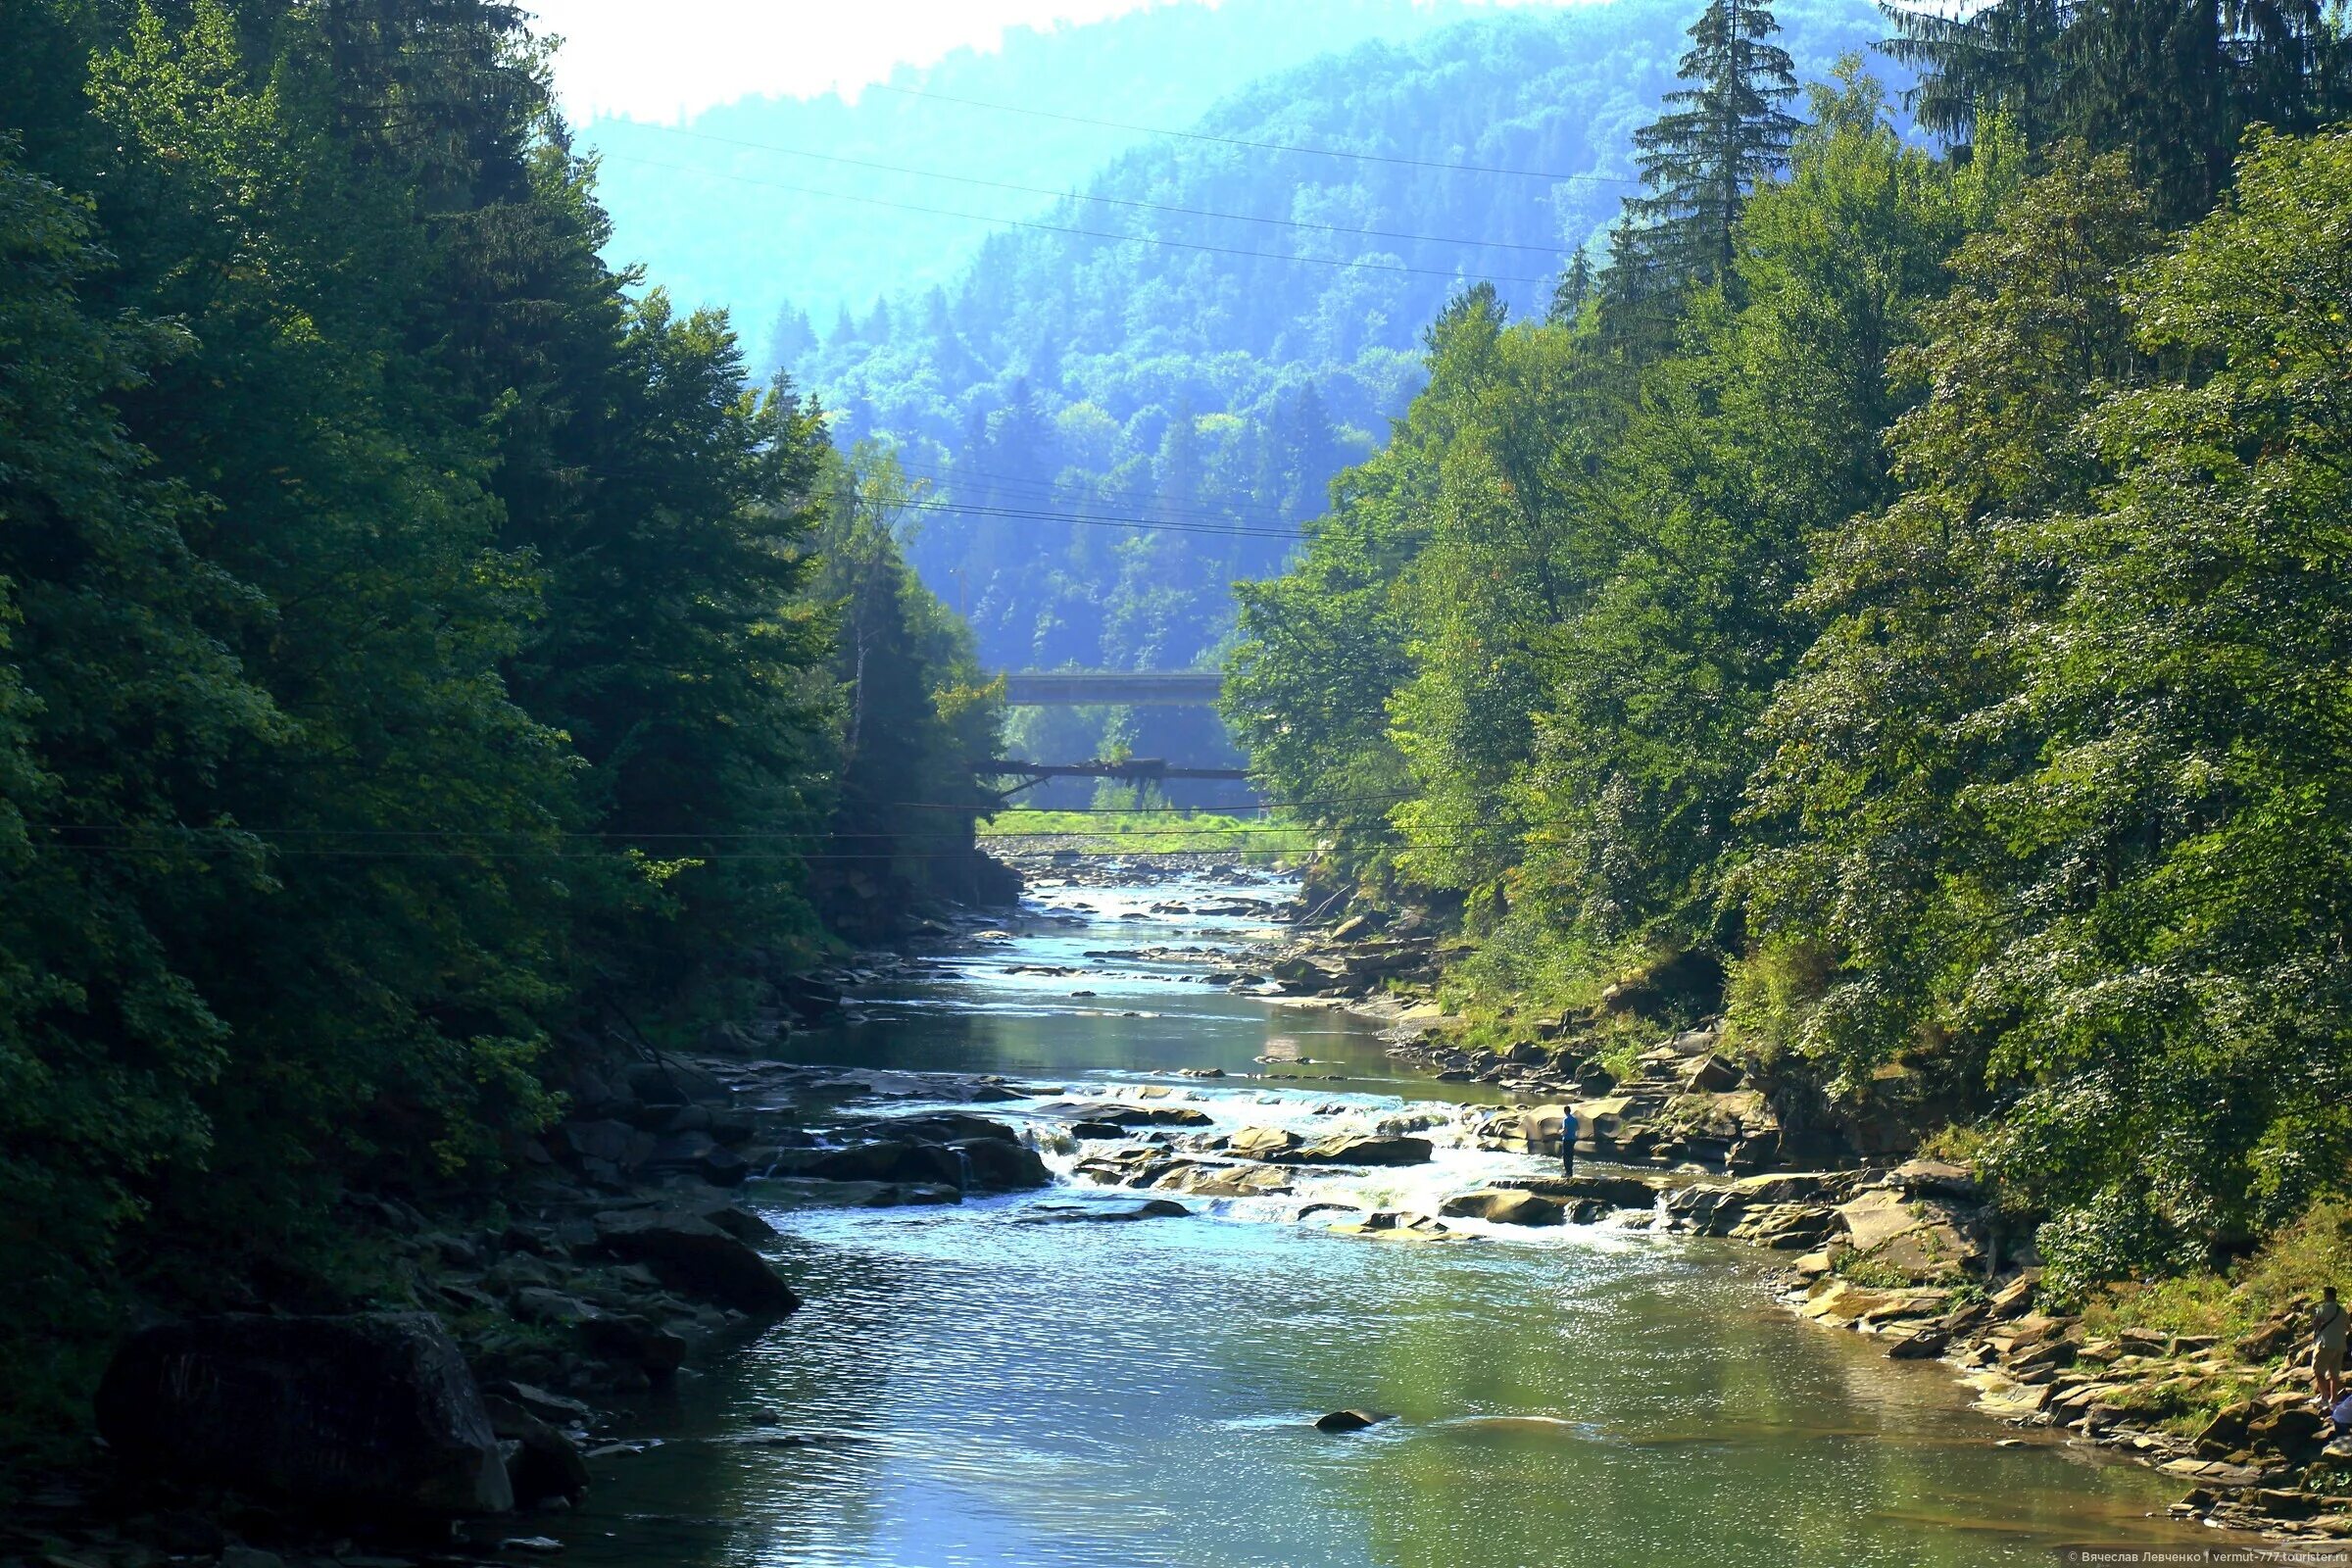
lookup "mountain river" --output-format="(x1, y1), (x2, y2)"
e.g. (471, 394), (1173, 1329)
(551, 863), (2213, 1568)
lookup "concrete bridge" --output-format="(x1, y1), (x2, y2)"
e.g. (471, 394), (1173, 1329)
(1001, 669), (1224, 707)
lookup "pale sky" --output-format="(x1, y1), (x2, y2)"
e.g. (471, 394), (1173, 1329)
(525, 0), (1213, 122)
(524, 0), (1554, 122)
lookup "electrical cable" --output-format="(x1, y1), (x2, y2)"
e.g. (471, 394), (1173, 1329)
(863, 81), (1643, 185)
(611, 120), (1575, 255)
(596, 154), (1561, 285)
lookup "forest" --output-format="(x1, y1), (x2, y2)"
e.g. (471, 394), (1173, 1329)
(0, 0), (995, 1442)
(772, 0), (1885, 781)
(1228, 0), (2352, 1296)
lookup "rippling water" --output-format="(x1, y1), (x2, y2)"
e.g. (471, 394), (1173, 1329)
(553, 867), (2205, 1567)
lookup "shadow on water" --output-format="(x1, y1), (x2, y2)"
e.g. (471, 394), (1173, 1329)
(544, 866), (2211, 1568)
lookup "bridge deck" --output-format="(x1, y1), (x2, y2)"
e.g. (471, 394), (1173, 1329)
(1002, 670), (1224, 706)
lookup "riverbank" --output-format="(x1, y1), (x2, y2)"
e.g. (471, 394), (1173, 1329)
(1234, 880), (2352, 1545)
(15, 852), (2329, 1565)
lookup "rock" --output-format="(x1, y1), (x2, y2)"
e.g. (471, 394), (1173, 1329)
(1731, 1203), (1839, 1250)
(1024, 1200), (1192, 1223)
(2198, 1401), (2257, 1452)
(1045, 1100), (1214, 1128)
(1228, 1125), (1302, 1159)
(2159, 1457), (2264, 1489)
(1834, 1188), (1981, 1280)
(481, 1396), (590, 1506)
(1887, 1158), (1981, 1200)
(1663, 1184), (1749, 1236)
(576, 1314), (686, 1375)
(1314, 1409), (1395, 1433)
(1153, 1161), (1295, 1199)
(790, 1139), (965, 1187)
(95, 1312), (514, 1516)
(1497, 1173), (1661, 1209)
(1886, 1327), (1952, 1360)
(1683, 1053), (1743, 1092)
(1280, 1133), (1434, 1167)
(1438, 1190), (1566, 1227)
(512, 1289), (598, 1327)
(2249, 1404), (2330, 1457)
(623, 1058), (731, 1106)
(490, 1381), (594, 1428)
(951, 1137), (1051, 1191)
(1986, 1272), (2039, 1318)
(593, 1211), (801, 1316)
(555, 1119), (653, 1172)
(840, 1111), (1019, 1146)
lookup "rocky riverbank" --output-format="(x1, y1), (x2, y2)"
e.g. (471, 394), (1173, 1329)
(1217, 885), (2352, 1544)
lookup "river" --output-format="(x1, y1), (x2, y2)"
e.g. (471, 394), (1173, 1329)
(551, 863), (2209, 1567)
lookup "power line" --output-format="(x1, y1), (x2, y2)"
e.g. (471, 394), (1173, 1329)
(596, 155), (1560, 286)
(865, 81), (1643, 186)
(612, 121), (1573, 256)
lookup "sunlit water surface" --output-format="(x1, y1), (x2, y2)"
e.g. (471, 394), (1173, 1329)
(550, 868), (2204, 1568)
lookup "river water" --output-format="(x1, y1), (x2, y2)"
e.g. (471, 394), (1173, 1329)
(554, 866), (2208, 1568)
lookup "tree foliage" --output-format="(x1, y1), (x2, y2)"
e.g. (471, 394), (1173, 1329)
(0, 0), (993, 1440)
(1231, 13), (2352, 1292)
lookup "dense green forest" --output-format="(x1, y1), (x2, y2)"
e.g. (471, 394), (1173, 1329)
(770, 0), (1883, 790)
(1229, 0), (2352, 1294)
(0, 0), (993, 1441)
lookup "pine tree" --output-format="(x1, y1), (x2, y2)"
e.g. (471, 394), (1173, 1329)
(1882, 0), (2351, 222)
(1546, 249), (1595, 325)
(1629, 0), (1800, 291)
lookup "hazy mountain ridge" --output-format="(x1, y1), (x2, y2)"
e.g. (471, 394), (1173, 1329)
(785, 0), (1887, 686)
(580, 0), (1501, 343)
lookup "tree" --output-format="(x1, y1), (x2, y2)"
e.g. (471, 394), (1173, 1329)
(1973, 129), (2352, 1286)
(1883, 0), (2351, 221)
(1629, 0), (1801, 291)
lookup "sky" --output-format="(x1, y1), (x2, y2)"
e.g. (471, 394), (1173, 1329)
(525, 0), (1214, 121)
(524, 0), (1551, 122)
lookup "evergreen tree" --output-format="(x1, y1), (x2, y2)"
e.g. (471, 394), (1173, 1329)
(1883, 0), (2351, 221)
(1546, 249), (1596, 325)
(1629, 0), (1801, 291)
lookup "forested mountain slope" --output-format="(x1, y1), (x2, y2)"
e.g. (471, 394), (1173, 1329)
(581, 0), (1501, 352)
(782, 0), (1885, 775)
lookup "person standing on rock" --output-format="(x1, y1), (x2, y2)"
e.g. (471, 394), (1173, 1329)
(2315, 1287), (2348, 1408)
(1559, 1108), (1578, 1179)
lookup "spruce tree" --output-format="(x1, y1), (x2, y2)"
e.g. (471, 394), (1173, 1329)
(1546, 249), (1595, 325)
(1628, 0), (1800, 291)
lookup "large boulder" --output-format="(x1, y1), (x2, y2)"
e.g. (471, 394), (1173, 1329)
(1228, 1125), (1301, 1160)
(95, 1313), (513, 1516)
(1154, 1160), (1295, 1199)
(1281, 1134), (1434, 1167)
(790, 1139), (965, 1187)
(1834, 1189), (1981, 1280)
(593, 1211), (802, 1316)
(953, 1136), (1051, 1191)
(1439, 1189), (1566, 1227)
(840, 1112), (1020, 1146)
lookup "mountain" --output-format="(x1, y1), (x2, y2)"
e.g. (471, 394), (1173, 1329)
(596, 0), (1892, 795)
(578, 0), (1503, 353)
